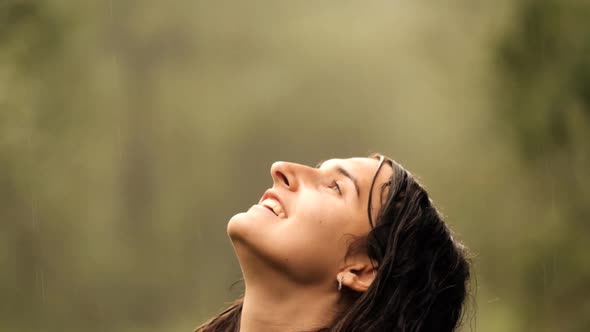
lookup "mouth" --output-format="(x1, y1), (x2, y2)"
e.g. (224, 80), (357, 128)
(258, 190), (287, 219)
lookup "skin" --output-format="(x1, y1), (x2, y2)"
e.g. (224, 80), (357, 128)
(227, 157), (393, 332)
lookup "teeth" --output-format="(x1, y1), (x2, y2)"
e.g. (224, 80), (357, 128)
(260, 198), (286, 218)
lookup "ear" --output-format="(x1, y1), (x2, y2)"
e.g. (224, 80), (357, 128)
(337, 259), (378, 293)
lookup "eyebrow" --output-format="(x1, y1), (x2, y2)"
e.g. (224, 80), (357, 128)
(316, 160), (361, 198)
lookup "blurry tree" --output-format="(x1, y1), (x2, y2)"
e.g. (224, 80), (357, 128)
(2, 0), (589, 331)
(0, 1), (65, 331)
(496, 0), (590, 330)
(0, 0), (62, 69)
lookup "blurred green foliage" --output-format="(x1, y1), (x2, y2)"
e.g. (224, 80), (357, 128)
(496, 0), (590, 331)
(1, 1), (588, 331)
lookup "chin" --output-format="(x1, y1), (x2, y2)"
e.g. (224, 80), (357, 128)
(227, 211), (249, 241)
(227, 212), (284, 255)
(227, 210), (266, 243)
(228, 205), (280, 239)
(227, 213), (276, 268)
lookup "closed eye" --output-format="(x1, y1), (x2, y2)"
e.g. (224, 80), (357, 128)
(330, 180), (342, 195)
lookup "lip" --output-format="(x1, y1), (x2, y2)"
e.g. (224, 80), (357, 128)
(258, 189), (287, 218)
(254, 204), (279, 218)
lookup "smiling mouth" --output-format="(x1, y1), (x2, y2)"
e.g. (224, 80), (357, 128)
(259, 198), (286, 218)
(263, 205), (277, 215)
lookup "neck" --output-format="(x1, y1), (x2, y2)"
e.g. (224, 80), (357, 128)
(234, 245), (343, 332)
(239, 282), (341, 332)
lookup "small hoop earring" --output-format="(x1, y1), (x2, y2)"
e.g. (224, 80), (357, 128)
(338, 275), (344, 291)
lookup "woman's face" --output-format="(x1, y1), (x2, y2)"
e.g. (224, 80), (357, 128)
(227, 157), (393, 286)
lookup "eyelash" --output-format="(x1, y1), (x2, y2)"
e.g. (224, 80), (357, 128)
(330, 180), (342, 195)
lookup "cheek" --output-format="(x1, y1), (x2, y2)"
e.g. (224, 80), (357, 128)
(295, 199), (347, 241)
(278, 205), (355, 276)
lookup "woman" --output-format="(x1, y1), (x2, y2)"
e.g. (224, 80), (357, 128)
(196, 154), (471, 332)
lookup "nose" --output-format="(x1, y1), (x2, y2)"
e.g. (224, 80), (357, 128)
(270, 161), (316, 191)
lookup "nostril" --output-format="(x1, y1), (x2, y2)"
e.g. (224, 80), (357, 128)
(278, 171), (290, 186)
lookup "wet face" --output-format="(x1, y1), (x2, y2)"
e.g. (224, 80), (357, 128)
(227, 157), (393, 286)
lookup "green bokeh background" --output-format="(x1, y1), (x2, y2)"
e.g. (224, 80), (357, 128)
(1, 1), (589, 331)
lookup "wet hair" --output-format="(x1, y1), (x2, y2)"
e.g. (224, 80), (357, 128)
(195, 154), (471, 332)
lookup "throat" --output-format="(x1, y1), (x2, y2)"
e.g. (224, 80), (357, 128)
(238, 283), (340, 332)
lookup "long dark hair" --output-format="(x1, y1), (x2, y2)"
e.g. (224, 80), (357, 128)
(195, 154), (471, 332)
